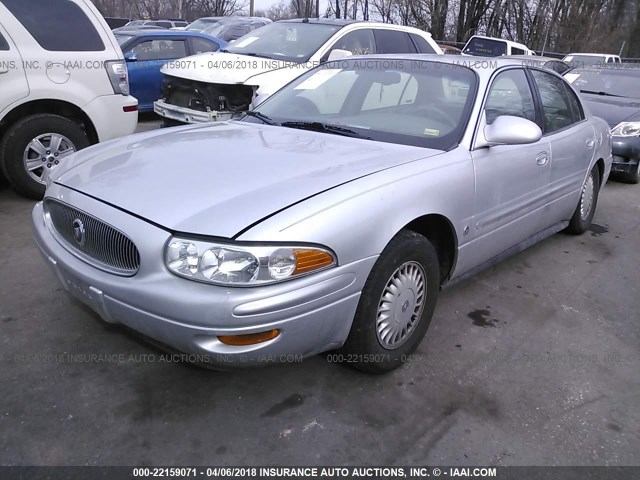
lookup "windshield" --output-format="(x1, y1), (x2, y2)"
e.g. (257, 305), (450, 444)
(125, 20), (144, 27)
(248, 59), (478, 150)
(463, 37), (507, 56)
(565, 67), (640, 99)
(114, 34), (133, 47)
(202, 18), (267, 42)
(186, 18), (221, 32)
(224, 22), (342, 62)
(563, 55), (609, 68)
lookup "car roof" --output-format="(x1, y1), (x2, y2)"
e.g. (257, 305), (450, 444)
(501, 55), (566, 63)
(565, 53), (619, 57)
(569, 63), (640, 72)
(113, 29), (216, 38)
(277, 18), (358, 26)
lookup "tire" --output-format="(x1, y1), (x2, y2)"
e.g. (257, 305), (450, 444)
(340, 230), (440, 373)
(566, 165), (600, 235)
(162, 118), (187, 128)
(0, 114), (90, 200)
(622, 161), (640, 184)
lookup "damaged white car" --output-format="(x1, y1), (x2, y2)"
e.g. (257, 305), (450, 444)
(154, 18), (442, 125)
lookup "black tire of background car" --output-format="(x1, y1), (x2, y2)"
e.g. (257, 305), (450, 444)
(162, 118), (187, 128)
(339, 230), (440, 374)
(621, 162), (640, 184)
(565, 165), (601, 235)
(0, 114), (90, 200)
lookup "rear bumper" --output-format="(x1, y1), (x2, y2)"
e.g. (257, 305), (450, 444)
(154, 100), (241, 124)
(32, 190), (373, 367)
(84, 94), (138, 142)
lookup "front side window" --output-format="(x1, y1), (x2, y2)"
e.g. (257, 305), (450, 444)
(373, 30), (417, 54)
(2, 0), (105, 51)
(224, 23), (342, 62)
(251, 60), (478, 150)
(485, 69), (536, 125)
(130, 39), (187, 61)
(531, 70), (576, 133)
(327, 29), (375, 56)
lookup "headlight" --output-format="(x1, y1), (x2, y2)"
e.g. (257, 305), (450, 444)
(165, 238), (336, 286)
(611, 122), (640, 137)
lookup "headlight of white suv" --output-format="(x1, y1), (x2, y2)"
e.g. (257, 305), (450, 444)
(165, 238), (337, 286)
(611, 122), (640, 137)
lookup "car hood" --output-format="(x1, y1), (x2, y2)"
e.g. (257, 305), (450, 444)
(581, 94), (640, 128)
(53, 122), (442, 237)
(160, 51), (298, 85)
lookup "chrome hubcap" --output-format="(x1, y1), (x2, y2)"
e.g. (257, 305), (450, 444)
(23, 133), (76, 184)
(580, 173), (595, 221)
(376, 261), (426, 349)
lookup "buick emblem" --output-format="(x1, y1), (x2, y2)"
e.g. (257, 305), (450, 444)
(72, 219), (86, 246)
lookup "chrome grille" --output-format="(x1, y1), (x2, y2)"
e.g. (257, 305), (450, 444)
(45, 199), (140, 275)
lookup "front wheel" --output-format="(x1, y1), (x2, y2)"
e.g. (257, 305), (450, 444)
(0, 114), (90, 199)
(340, 230), (440, 373)
(566, 165), (600, 235)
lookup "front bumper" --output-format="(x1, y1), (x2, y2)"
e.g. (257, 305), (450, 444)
(32, 187), (375, 367)
(154, 100), (242, 124)
(611, 135), (640, 175)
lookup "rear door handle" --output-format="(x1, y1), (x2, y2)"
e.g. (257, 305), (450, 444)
(586, 138), (595, 148)
(536, 152), (549, 166)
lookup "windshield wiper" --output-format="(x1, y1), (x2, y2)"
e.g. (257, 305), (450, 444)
(244, 111), (278, 126)
(579, 89), (626, 98)
(281, 121), (371, 139)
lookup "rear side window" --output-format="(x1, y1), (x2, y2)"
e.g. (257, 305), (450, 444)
(410, 34), (436, 54)
(511, 47), (526, 55)
(190, 37), (220, 54)
(563, 83), (584, 123)
(531, 69), (576, 133)
(2, 0), (105, 51)
(0, 32), (9, 50)
(374, 30), (417, 54)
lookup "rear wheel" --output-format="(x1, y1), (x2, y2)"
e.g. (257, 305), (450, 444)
(566, 165), (600, 235)
(0, 114), (89, 199)
(340, 230), (440, 373)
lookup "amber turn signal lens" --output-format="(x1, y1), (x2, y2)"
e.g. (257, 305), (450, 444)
(218, 329), (280, 346)
(292, 249), (334, 275)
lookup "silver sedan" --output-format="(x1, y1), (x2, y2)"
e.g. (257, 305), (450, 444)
(33, 56), (612, 372)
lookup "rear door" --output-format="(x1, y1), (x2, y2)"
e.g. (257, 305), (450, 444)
(0, 21), (29, 117)
(469, 68), (551, 264)
(529, 68), (595, 221)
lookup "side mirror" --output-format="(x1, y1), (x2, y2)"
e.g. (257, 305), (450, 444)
(327, 48), (352, 62)
(483, 115), (542, 146)
(124, 52), (138, 62)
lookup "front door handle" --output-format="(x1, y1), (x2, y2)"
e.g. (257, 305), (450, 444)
(536, 152), (549, 166)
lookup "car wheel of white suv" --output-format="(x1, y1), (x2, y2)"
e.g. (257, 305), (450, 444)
(0, 114), (90, 199)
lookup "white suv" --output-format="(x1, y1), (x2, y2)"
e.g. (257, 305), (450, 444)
(154, 19), (443, 125)
(0, 0), (138, 199)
